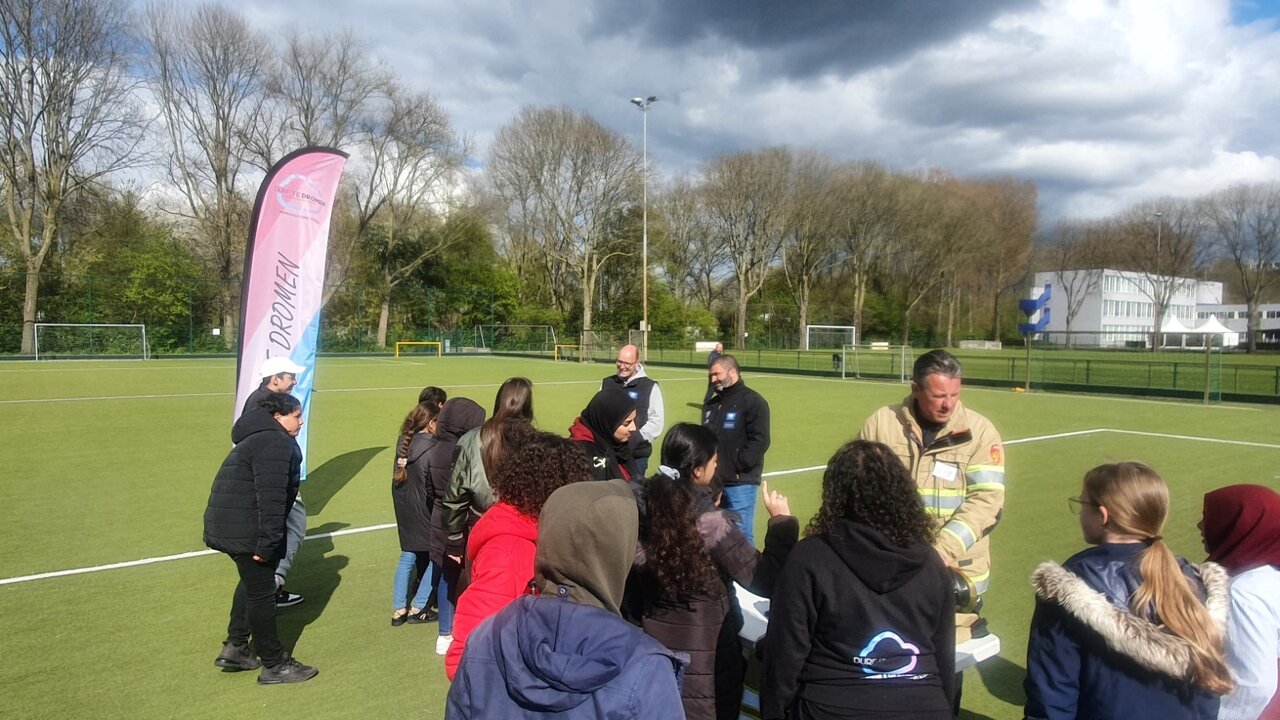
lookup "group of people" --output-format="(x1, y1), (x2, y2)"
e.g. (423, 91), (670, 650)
(200, 347), (1280, 720)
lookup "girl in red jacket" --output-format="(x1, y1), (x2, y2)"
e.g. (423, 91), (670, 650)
(444, 425), (593, 679)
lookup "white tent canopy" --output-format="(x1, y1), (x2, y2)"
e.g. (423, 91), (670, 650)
(1160, 316), (1192, 333)
(1194, 316), (1240, 347)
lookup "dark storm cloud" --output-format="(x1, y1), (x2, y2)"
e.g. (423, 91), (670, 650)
(589, 0), (1037, 77)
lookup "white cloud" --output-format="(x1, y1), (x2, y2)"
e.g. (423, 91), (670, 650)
(195, 0), (1280, 220)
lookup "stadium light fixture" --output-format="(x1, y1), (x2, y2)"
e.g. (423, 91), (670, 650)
(630, 95), (657, 362)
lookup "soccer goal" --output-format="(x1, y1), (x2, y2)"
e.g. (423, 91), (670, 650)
(33, 323), (150, 360)
(840, 342), (912, 382)
(477, 324), (558, 353)
(805, 324), (857, 351)
(553, 344), (582, 363)
(394, 341), (443, 358)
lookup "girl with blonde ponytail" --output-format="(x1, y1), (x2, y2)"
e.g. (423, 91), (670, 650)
(389, 389), (445, 626)
(1025, 462), (1233, 719)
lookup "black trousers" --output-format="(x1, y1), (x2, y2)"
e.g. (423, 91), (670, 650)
(225, 553), (285, 667)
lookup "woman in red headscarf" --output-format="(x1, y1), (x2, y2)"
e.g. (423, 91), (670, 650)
(1202, 484), (1280, 720)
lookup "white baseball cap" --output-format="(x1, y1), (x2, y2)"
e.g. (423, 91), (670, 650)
(259, 356), (306, 379)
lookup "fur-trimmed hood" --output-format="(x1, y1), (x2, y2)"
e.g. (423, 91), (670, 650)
(1031, 559), (1229, 683)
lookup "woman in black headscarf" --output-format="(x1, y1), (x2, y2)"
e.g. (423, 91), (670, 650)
(568, 389), (638, 481)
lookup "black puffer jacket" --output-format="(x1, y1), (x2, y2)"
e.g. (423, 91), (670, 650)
(203, 407), (301, 560)
(392, 432), (436, 552)
(426, 398), (486, 566)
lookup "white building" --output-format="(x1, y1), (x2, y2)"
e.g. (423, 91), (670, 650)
(1029, 270), (1227, 348)
(1196, 303), (1280, 343)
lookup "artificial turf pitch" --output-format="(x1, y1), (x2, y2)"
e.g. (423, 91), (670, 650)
(2, 355), (1277, 719)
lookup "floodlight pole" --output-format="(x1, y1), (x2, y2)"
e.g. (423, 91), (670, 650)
(1153, 211), (1163, 351)
(631, 96), (657, 362)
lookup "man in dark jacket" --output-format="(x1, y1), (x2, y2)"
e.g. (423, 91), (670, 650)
(703, 355), (771, 545)
(446, 480), (686, 719)
(204, 392), (318, 685)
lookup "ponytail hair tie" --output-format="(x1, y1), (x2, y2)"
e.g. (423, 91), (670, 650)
(657, 464), (681, 480)
(1144, 535), (1163, 545)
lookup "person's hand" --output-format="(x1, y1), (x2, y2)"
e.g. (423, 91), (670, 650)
(761, 480), (790, 517)
(252, 554), (266, 564)
(447, 554), (462, 565)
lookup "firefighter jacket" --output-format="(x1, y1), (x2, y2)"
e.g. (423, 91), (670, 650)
(857, 397), (1005, 595)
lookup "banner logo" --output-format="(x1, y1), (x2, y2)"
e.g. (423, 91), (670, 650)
(275, 173), (328, 219)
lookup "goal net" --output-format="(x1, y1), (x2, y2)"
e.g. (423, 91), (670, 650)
(477, 324), (558, 353)
(579, 330), (626, 363)
(805, 325), (856, 351)
(840, 343), (912, 382)
(34, 323), (150, 360)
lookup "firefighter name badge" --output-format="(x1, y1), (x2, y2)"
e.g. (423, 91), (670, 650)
(932, 462), (958, 482)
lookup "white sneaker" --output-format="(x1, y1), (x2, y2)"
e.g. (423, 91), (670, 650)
(435, 634), (453, 656)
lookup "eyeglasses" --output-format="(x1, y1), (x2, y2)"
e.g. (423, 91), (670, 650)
(1067, 496), (1100, 514)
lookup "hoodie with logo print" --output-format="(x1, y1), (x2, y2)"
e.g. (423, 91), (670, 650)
(761, 519), (955, 720)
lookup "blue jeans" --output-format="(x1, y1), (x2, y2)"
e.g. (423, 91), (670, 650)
(633, 457), (649, 479)
(393, 551), (432, 611)
(433, 562), (456, 635)
(276, 493), (307, 580)
(720, 484), (758, 546)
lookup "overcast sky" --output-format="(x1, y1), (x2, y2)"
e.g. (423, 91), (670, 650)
(221, 0), (1280, 221)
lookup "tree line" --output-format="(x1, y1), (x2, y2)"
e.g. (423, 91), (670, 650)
(2, 0), (1277, 355)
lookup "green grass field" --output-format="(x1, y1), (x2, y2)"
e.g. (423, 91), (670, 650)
(2, 355), (1278, 719)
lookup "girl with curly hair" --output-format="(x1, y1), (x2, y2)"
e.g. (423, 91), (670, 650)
(762, 440), (954, 720)
(443, 424), (593, 679)
(1024, 462), (1232, 719)
(626, 422), (798, 720)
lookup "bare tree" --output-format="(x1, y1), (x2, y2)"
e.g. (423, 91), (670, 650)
(0, 0), (147, 353)
(259, 29), (393, 302)
(971, 177), (1037, 339)
(1202, 183), (1280, 352)
(1040, 219), (1108, 346)
(349, 84), (467, 347)
(143, 1), (271, 346)
(702, 147), (792, 348)
(488, 105), (641, 333)
(830, 161), (900, 340)
(653, 176), (727, 308)
(1115, 198), (1206, 351)
(781, 152), (842, 348)
(876, 173), (960, 346)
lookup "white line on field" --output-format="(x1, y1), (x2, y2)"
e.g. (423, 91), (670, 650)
(0, 524), (396, 586)
(2, 426), (1276, 586)
(1100, 428), (1280, 450)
